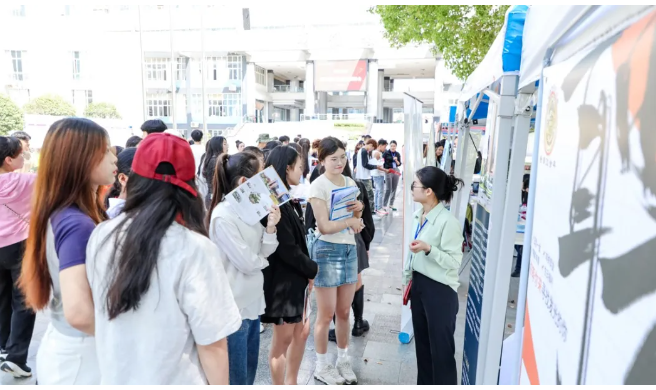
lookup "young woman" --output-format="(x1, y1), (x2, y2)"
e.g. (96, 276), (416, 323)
(85, 133), (240, 385)
(104, 147), (137, 219)
(0, 137), (36, 378)
(352, 140), (364, 172)
(19, 118), (117, 384)
(382, 140), (402, 211)
(200, 136), (228, 206)
(308, 137), (364, 385)
(236, 140), (246, 152)
(404, 166), (464, 385)
(261, 146), (318, 385)
(298, 138), (311, 182)
(208, 152), (281, 385)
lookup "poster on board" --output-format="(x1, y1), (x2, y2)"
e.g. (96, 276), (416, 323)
(521, 10), (656, 385)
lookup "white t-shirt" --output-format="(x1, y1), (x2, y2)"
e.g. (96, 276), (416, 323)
(190, 144), (205, 173)
(86, 214), (241, 385)
(309, 174), (357, 246)
(370, 157), (384, 177)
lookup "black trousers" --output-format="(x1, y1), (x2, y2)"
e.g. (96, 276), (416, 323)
(0, 240), (36, 364)
(411, 271), (458, 385)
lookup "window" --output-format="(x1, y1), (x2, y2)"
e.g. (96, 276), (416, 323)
(8, 51), (24, 81)
(146, 94), (171, 117)
(206, 54), (242, 81)
(176, 57), (186, 81)
(255, 65), (266, 86)
(145, 58), (169, 81)
(207, 93), (241, 117)
(72, 90), (93, 109)
(227, 54), (242, 80)
(72, 51), (81, 80)
(11, 6), (25, 17)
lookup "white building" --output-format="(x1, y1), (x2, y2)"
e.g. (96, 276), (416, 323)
(1, 4), (462, 138)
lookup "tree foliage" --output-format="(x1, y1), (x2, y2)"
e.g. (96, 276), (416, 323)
(0, 94), (24, 136)
(23, 94), (76, 116)
(370, 5), (510, 80)
(84, 102), (122, 119)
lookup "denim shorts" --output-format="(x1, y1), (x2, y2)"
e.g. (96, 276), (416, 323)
(312, 240), (358, 288)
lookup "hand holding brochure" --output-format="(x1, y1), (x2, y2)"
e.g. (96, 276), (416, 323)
(225, 166), (291, 225)
(329, 186), (360, 222)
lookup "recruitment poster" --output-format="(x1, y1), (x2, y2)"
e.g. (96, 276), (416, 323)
(521, 11), (656, 385)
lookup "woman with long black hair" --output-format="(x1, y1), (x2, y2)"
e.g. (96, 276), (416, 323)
(86, 133), (241, 385)
(404, 166), (464, 385)
(261, 146), (318, 385)
(200, 136), (228, 206)
(207, 152), (281, 385)
(104, 147), (137, 218)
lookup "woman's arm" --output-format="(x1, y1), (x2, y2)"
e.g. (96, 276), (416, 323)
(273, 212), (318, 279)
(198, 338), (230, 385)
(60, 265), (95, 335)
(211, 218), (271, 275)
(309, 198), (362, 235)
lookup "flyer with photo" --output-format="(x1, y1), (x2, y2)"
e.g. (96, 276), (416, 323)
(226, 166), (291, 225)
(329, 186), (360, 235)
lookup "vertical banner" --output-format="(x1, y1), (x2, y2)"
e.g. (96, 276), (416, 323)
(399, 94), (424, 343)
(521, 10), (656, 385)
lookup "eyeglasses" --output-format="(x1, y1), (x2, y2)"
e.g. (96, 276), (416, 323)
(410, 183), (426, 191)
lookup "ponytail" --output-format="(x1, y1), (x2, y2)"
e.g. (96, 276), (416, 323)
(206, 152), (260, 227)
(416, 166), (464, 204)
(104, 147), (137, 208)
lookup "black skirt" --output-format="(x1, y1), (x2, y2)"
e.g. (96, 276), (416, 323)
(356, 233), (369, 274)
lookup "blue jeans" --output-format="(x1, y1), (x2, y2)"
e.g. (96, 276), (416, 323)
(372, 176), (385, 211)
(227, 318), (260, 385)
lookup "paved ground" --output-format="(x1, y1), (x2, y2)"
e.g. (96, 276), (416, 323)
(2, 189), (521, 385)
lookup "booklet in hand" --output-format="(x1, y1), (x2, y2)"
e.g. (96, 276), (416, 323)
(225, 166), (291, 225)
(329, 186), (360, 233)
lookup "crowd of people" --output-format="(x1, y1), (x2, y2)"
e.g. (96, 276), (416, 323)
(0, 118), (465, 385)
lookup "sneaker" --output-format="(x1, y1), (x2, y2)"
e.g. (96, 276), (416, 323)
(336, 359), (358, 384)
(377, 209), (388, 216)
(260, 323), (265, 333)
(1, 360), (32, 378)
(391, 207), (398, 211)
(314, 364), (345, 385)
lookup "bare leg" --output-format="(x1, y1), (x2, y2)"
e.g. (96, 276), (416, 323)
(314, 287), (337, 354)
(356, 273), (363, 290)
(285, 320), (312, 385)
(335, 283), (357, 349)
(269, 323), (295, 385)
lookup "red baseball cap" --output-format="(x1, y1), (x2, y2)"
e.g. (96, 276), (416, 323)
(132, 133), (198, 197)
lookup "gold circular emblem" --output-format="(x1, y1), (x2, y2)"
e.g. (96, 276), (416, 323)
(544, 91), (557, 156)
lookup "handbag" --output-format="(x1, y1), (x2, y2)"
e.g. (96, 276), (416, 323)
(305, 227), (321, 256)
(403, 280), (412, 306)
(3, 204), (29, 225)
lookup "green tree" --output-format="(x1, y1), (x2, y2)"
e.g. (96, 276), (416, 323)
(84, 102), (122, 119)
(370, 5), (510, 80)
(0, 94), (24, 136)
(23, 94), (76, 116)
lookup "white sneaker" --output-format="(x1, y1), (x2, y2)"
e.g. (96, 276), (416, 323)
(336, 359), (358, 385)
(1, 360), (32, 378)
(314, 364), (346, 385)
(260, 323), (265, 333)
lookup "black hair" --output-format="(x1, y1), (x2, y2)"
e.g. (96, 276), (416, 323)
(0, 136), (22, 168)
(299, 138), (311, 177)
(293, 137), (300, 143)
(235, 140), (245, 149)
(265, 140), (282, 150)
(289, 142), (302, 154)
(390, 140), (397, 146)
(189, 140), (194, 145)
(318, 136), (346, 161)
(105, 147), (137, 208)
(207, 152), (261, 226)
(243, 145), (264, 158)
(191, 129), (203, 143)
(113, 145), (124, 156)
(140, 119), (167, 134)
(266, 145), (300, 189)
(416, 166), (464, 204)
(278, 135), (290, 144)
(201, 136), (226, 174)
(10, 131), (31, 142)
(522, 175), (530, 205)
(378, 139), (388, 147)
(103, 162), (206, 320)
(125, 136), (142, 148)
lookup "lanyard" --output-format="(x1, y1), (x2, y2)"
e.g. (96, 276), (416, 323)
(414, 218), (428, 240)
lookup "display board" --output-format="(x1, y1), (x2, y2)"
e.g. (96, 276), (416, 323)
(314, 60), (367, 92)
(521, 11), (656, 385)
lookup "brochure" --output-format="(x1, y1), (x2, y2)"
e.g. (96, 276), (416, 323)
(329, 186), (360, 222)
(226, 166), (291, 225)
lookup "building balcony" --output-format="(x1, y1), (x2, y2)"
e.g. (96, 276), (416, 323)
(272, 85), (304, 93)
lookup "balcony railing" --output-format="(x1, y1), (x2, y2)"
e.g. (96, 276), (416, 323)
(273, 85), (304, 93)
(301, 113), (374, 122)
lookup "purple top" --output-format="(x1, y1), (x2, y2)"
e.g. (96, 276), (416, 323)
(51, 206), (96, 271)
